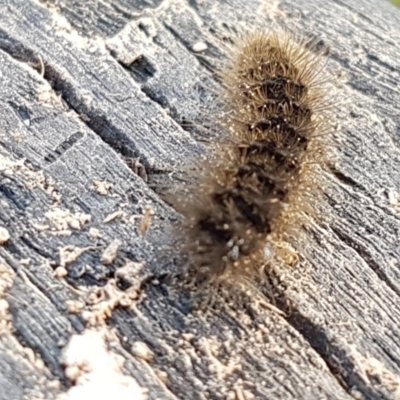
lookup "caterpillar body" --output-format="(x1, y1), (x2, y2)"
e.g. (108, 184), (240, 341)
(174, 31), (331, 292)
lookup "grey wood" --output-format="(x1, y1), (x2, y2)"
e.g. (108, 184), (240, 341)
(0, 0), (400, 399)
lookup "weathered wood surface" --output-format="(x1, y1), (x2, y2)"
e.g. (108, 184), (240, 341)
(0, 0), (400, 399)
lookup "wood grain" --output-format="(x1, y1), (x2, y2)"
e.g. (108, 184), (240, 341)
(0, 0), (400, 399)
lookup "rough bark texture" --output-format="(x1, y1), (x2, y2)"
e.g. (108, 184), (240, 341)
(0, 0), (400, 399)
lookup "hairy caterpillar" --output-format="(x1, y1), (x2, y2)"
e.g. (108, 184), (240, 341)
(173, 31), (332, 295)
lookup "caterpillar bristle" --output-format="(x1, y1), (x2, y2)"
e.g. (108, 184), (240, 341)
(172, 30), (334, 301)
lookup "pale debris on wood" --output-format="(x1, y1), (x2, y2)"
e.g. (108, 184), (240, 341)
(192, 41), (208, 52)
(88, 227), (101, 239)
(27, 171), (62, 204)
(131, 341), (153, 362)
(0, 227), (10, 244)
(350, 346), (400, 398)
(197, 336), (241, 381)
(115, 261), (145, 289)
(0, 298), (11, 333)
(45, 208), (91, 232)
(55, 266), (68, 278)
(93, 180), (113, 195)
(139, 206), (154, 236)
(256, 0), (285, 18)
(0, 154), (25, 174)
(0, 263), (14, 298)
(33, 223), (51, 232)
(59, 329), (147, 400)
(12, 131), (23, 142)
(101, 239), (122, 265)
(0, 263), (15, 333)
(81, 281), (140, 325)
(387, 188), (400, 210)
(154, 369), (168, 385)
(227, 387), (255, 400)
(65, 300), (85, 314)
(0, 155), (61, 203)
(37, 83), (64, 106)
(124, 157), (148, 182)
(78, 262), (145, 325)
(59, 245), (92, 268)
(103, 210), (126, 223)
(23, 347), (46, 371)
